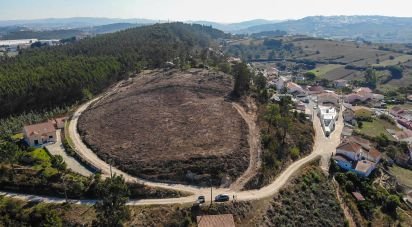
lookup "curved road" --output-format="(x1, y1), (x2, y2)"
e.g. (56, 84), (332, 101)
(2, 97), (344, 206)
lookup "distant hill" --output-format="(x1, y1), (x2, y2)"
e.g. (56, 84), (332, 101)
(237, 16), (412, 43)
(0, 17), (158, 30)
(189, 19), (280, 32)
(0, 23), (146, 40)
(3, 16), (412, 43)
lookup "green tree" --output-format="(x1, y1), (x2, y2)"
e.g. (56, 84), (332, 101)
(231, 62), (251, 97)
(304, 71), (316, 80)
(94, 174), (130, 227)
(290, 147), (300, 160)
(383, 195), (400, 215)
(254, 74), (267, 91)
(264, 104), (281, 133)
(51, 155), (67, 171)
(388, 65), (403, 79)
(364, 68), (377, 89)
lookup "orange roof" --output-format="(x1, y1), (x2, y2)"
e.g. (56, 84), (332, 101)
(355, 87), (372, 93)
(337, 142), (362, 153)
(287, 82), (301, 89)
(24, 122), (56, 136)
(197, 214), (235, 227)
(367, 148), (381, 159)
(344, 136), (371, 149)
(55, 117), (67, 125)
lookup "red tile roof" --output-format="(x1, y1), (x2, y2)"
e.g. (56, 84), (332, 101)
(337, 141), (362, 154)
(197, 214), (235, 227)
(24, 122), (56, 136)
(367, 148), (381, 159)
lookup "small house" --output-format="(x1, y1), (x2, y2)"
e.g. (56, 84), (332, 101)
(333, 137), (381, 177)
(23, 122), (57, 147)
(334, 79), (348, 88)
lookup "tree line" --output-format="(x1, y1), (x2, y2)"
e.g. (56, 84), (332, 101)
(0, 23), (228, 118)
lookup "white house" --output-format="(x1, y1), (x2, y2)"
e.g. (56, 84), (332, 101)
(275, 76), (290, 91)
(23, 122), (57, 147)
(318, 106), (338, 136)
(334, 79), (348, 88)
(333, 138), (382, 177)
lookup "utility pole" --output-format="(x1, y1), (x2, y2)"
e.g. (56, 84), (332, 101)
(110, 161), (113, 179)
(210, 179), (213, 206)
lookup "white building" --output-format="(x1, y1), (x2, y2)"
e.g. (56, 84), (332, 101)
(318, 106), (337, 136)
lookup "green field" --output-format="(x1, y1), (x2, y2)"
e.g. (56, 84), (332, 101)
(357, 118), (400, 139)
(309, 64), (343, 78)
(373, 55), (412, 67)
(389, 165), (412, 188)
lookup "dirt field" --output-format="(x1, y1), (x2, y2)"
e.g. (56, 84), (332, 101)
(78, 69), (249, 186)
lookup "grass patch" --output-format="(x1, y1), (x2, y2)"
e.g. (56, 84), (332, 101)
(357, 118), (400, 139)
(389, 165), (412, 188)
(373, 55), (412, 67)
(10, 133), (23, 141)
(31, 148), (51, 163)
(309, 64), (343, 78)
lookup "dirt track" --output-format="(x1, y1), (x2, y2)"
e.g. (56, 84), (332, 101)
(1, 102), (344, 206)
(230, 100), (262, 191)
(77, 69), (250, 186)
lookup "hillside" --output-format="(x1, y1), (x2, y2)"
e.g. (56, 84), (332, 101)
(78, 69), (249, 186)
(0, 23), (146, 40)
(0, 22), (228, 118)
(237, 16), (412, 43)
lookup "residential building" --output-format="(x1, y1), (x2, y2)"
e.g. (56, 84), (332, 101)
(286, 82), (305, 95)
(275, 76), (290, 91)
(333, 137), (381, 177)
(53, 117), (67, 129)
(318, 106), (337, 136)
(334, 79), (348, 88)
(307, 85), (324, 95)
(317, 92), (340, 106)
(344, 87), (383, 104)
(23, 122), (57, 147)
(343, 108), (355, 124)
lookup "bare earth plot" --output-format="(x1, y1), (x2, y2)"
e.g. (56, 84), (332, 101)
(78, 69), (249, 186)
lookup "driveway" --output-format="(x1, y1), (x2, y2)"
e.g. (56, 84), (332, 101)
(45, 129), (93, 176)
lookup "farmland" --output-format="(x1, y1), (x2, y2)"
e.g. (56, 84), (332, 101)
(78, 69), (250, 186)
(227, 36), (412, 90)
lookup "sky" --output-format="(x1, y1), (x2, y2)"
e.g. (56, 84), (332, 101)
(0, 0), (411, 22)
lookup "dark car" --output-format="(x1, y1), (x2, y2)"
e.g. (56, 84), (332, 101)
(214, 194), (229, 202)
(197, 195), (205, 204)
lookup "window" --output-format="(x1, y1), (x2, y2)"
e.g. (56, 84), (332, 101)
(49, 136), (53, 139)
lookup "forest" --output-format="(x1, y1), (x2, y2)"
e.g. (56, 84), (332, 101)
(0, 23), (228, 118)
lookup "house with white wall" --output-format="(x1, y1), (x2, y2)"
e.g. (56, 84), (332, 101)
(23, 122), (57, 147)
(333, 138), (382, 177)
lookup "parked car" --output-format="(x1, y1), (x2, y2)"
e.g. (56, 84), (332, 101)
(197, 195), (205, 204)
(214, 194), (230, 202)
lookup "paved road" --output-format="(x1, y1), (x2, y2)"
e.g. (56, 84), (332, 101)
(45, 129), (93, 176)
(1, 99), (344, 206)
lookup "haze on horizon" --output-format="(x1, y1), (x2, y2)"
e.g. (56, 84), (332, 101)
(0, 0), (411, 23)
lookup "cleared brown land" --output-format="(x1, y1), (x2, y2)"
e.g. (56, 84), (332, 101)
(78, 69), (249, 186)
